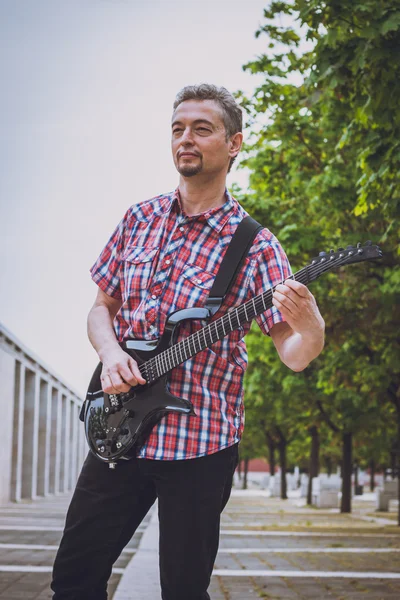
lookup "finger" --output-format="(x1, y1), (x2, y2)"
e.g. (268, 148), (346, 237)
(101, 374), (122, 395)
(272, 290), (296, 314)
(272, 295), (295, 318)
(128, 358), (146, 385)
(118, 363), (140, 387)
(107, 370), (131, 393)
(283, 279), (310, 297)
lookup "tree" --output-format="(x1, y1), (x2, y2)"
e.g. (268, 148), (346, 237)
(236, 0), (400, 518)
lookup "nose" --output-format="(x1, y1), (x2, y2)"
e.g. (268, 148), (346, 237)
(180, 127), (194, 146)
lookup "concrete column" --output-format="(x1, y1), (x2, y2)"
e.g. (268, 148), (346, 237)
(21, 369), (36, 499)
(0, 347), (16, 504)
(54, 390), (63, 494)
(31, 373), (41, 499)
(37, 379), (49, 496)
(43, 383), (52, 495)
(59, 393), (67, 493)
(69, 402), (79, 489)
(48, 387), (58, 494)
(61, 395), (71, 492)
(12, 363), (26, 501)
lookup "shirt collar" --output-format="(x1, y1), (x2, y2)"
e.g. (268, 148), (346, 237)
(168, 187), (236, 233)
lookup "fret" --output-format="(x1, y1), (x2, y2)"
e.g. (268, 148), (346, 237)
(228, 311), (233, 331)
(156, 353), (162, 378)
(187, 337), (193, 358)
(202, 328), (207, 348)
(196, 330), (202, 352)
(164, 349), (171, 374)
(178, 342), (183, 364)
(166, 349), (172, 372)
(243, 304), (249, 321)
(172, 344), (178, 370)
(261, 293), (267, 310)
(160, 351), (166, 376)
(252, 298), (257, 317)
(221, 318), (226, 336)
(214, 321), (219, 342)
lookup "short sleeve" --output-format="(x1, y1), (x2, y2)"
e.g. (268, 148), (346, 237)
(90, 211), (130, 299)
(253, 237), (292, 335)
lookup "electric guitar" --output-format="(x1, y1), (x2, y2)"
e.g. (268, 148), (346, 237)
(83, 242), (382, 468)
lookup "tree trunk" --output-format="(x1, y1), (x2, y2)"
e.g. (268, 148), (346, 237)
(397, 407), (400, 527)
(237, 457), (242, 480)
(278, 441), (288, 500)
(369, 459), (375, 492)
(242, 458), (249, 490)
(307, 426), (319, 505)
(341, 432), (352, 513)
(326, 455), (332, 477)
(268, 436), (276, 476)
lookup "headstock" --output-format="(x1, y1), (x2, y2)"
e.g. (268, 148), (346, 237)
(309, 241), (383, 273)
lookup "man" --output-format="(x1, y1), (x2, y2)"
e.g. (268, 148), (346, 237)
(51, 84), (324, 600)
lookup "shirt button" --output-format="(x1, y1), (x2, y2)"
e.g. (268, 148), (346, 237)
(179, 227), (184, 232)
(151, 294), (157, 300)
(165, 260), (171, 265)
(196, 279), (202, 285)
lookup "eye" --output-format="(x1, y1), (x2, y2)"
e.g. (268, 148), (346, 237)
(197, 127), (211, 134)
(172, 128), (183, 136)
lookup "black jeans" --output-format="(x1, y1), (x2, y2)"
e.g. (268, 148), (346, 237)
(51, 444), (238, 600)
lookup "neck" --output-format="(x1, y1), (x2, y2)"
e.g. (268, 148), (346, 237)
(178, 174), (227, 216)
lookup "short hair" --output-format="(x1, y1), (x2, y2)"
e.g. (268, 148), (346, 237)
(173, 83), (243, 171)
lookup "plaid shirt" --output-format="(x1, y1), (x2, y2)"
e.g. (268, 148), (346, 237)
(90, 189), (291, 460)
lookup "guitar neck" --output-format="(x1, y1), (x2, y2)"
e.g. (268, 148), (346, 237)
(132, 240), (381, 385)
(140, 265), (313, 383)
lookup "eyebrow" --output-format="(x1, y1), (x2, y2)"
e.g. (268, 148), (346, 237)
(171, 119), (215, 129)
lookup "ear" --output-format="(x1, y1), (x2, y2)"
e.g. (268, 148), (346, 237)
(228, 132), (243, 158)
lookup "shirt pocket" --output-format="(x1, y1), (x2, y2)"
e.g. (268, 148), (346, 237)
(122, 246), (159, 301)
(175, 263), (215, 310)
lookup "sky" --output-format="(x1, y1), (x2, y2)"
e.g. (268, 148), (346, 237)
(0, 0), (281, 395)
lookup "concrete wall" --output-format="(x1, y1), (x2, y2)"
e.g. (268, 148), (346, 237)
(0, 322), (86, 504)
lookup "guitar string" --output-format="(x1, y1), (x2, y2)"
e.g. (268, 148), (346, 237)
(138, 251), (354, 383)
(133, 249), (360, 387)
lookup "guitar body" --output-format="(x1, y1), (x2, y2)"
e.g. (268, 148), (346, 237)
(84, 318), (200, 465)
(83, 310), (203, 464)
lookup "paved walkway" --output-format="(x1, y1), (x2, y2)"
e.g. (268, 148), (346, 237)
(114, 487), (400, 599)
(0, 487), (399, 599)
(0, 494), (147, 599)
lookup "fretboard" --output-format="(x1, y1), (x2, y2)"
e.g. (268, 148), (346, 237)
(139, 264), (314, 383)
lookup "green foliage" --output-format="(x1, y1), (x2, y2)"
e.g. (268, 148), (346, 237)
(235, 0), (400, 473)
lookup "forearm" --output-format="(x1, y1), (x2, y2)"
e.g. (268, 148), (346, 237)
(87, 303), (120, 362)
(278, 327), (325, 372)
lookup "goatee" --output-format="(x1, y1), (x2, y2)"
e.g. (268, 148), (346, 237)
(177, 163), (203, 177)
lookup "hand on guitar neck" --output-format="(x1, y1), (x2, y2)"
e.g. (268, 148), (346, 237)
(271, 279), (325, 372)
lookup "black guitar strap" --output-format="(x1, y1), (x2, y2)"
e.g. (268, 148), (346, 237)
(205, 215), (263, 316)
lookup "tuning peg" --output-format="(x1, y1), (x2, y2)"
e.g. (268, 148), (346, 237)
(329, 249), (335, 253)
(319, 251), (327, 257)
(356, 242), (361, 248)
(365, 240), (372, 246)
(337, 247), (344, 251)
(346, 245), (354, 250)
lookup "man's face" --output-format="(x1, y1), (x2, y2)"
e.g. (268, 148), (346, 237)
(171, 99), (239, 178)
